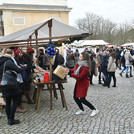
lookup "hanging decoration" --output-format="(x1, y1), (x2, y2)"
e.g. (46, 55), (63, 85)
(46, 41), (56, 58)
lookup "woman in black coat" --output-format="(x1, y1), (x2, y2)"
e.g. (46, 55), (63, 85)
(0, 49), (26, 125)
(101, 51), (109, 87)
(89, 53), (96, 85)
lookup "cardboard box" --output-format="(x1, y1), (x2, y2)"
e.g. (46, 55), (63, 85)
(53, 65), (67, 79)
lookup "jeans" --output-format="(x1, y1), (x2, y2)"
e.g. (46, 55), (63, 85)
(121, 66), (126, 74)
(126, 66), (132, 75)
(102, 71), (109, 85)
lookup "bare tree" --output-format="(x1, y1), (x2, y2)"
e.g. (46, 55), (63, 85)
(75, 12), (134, 45)
(116, 22), (133, 44)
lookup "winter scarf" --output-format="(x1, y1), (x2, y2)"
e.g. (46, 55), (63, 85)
(74, 60), (88, 75)
(11, 56), (23, 83)
(2, 54), (23, 83)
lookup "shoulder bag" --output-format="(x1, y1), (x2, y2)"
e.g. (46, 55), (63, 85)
(1, 61), (18, 90)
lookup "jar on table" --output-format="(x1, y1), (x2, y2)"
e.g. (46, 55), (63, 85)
(44, 72), (49, 82)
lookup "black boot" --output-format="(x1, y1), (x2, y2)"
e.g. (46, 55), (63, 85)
(126, 74), (129, 78)
(98, 80), (102, 84)
(130, 74), (133, 77)
(119, 73), (122, 77)
(8, 119), (20, 125)
(90, 81), (93, 85)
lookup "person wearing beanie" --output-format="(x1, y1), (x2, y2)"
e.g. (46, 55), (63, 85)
(27, 47), (34, 54)
(24, 47), (35, 104)
(27, 47), (34, 65)
(14, 49), (27, 113)
(13, 48), (22, 56)
(0, 48), (26, 125)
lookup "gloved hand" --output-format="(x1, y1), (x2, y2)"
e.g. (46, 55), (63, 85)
(68, 71), (72, 76)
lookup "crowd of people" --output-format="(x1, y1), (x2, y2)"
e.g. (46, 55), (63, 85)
(88, 46), (134, 88)
(0, 45), (134, 125)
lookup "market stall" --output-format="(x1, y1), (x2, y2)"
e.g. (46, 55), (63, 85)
(121, 42), (134, 47)
(68, 40), (110, 53)
(0, 18), (89, 112)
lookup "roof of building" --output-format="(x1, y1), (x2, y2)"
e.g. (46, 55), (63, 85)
(0, 18), (89, 47)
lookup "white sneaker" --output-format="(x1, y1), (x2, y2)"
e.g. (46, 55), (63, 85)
(75, 110), (86, 115)
(90, 109), (99, 117)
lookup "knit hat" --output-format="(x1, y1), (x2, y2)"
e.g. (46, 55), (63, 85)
(27, 47), (34, 53)
(14, 48), (22, 56)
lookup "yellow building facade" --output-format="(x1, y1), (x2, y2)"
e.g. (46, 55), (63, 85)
(0, 0), (71, 36)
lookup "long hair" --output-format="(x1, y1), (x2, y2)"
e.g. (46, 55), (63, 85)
(3, 48), (14, 55)
(110, 51), (116, 59)
(81, 51), (91, 72)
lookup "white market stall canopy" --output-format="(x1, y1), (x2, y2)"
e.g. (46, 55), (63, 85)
(121, 42), (134, 47)
(0, 18), (89, 47)
(69, 40), (110, 47)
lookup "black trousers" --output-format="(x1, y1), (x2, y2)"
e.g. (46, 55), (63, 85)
(5, 95), (19, 120)
(108, 72), (116, 86)
(90, 73), (93, 84)
(73, 87), (95, 111)
(18, 83), (24, 106)
(98, 67), (102, 83)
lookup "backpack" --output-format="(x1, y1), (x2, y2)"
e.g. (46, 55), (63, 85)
(121, 54), (125, 63)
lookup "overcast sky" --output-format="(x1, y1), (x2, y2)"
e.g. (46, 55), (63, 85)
(0, 0), (134, 26)
(68, 0), (134, 26)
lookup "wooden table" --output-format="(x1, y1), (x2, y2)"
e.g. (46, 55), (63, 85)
(33, 80), (68, 113)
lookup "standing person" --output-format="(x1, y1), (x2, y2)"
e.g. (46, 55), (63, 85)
(23, 47), (35, 104)
(119, 49), (126, 77)
(88, 51), (96, 85)
(17, 47), (36, 104)
(115, 48), (121, 70)
(97, 49), (103, 84)
(66, 51), (75, 69)
(38, 49), (44, 68)
(38, 49), (50, 70)
(119, 47), (124, 69)
(0, 49), (26, 125)
(53, 48), (65, 81)
(101, 51), (109, 87)
(43, 50), (50, 70)
(67, 52), (99, 117)
(53, 48), (64, 70)
(74, 49), (80, 64)
(107, 51), (116, 87)
(125, 50), (133, 78)
(13, 48), (27, 113)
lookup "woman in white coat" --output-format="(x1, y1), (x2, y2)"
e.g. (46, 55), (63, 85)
(107, 51), (116, 87)
(125, 50), (133, 78)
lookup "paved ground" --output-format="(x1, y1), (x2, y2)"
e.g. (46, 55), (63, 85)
(0, 69), (134, 134)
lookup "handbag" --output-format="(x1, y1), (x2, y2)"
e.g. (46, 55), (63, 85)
(1, 61), (18, 90)
(129, 56), (134, 62)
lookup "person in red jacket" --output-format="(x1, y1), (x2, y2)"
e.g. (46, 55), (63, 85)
(67, 51), (99, 117)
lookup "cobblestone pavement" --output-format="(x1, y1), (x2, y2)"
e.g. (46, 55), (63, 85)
(0, 69), (134, 134)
